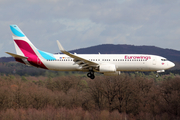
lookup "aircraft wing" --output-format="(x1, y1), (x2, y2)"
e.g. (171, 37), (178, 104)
(57, 40), (99, 69)
(6, 52), (28, 59)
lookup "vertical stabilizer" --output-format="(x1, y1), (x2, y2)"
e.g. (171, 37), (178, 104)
(9, 25), (47, 69)
(10, 25), (38, 57)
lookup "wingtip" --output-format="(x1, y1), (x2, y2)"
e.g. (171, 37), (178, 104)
(5, 52), (28, 59)
(5, 52), (12, 55)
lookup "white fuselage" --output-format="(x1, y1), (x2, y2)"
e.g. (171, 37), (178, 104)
(39, 54), (175, 72)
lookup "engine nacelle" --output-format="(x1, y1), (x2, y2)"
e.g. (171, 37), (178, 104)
(104, 71), (121, 76)
(99, 64), (116, 72)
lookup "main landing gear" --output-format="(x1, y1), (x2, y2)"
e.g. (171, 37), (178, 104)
(87, 71), (95, 79)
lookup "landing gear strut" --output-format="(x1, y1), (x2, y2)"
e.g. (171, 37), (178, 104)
(87, 71), (95, 79)
(156, 70), (164, 78)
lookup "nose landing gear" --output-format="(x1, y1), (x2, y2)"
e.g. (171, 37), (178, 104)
(156, 70), (164, 78)
(87, 71), (95, 79)
(156, 74), (159, 78)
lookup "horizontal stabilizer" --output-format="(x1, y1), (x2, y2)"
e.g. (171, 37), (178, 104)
(6, 52), (28, 59)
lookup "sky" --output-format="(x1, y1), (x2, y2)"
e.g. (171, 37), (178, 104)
(1, 0), (180, 57)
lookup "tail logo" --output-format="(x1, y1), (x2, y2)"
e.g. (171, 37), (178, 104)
(10, 25), (48, 69)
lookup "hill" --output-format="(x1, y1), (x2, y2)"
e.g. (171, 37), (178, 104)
(69, 44), (180, 62)
(0, 44), (180, 74)
(0, 57), (15, 62)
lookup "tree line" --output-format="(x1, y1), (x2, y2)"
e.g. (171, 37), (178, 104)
(0, 73), (179, 120)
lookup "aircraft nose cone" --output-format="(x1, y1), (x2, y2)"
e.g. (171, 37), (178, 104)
(169, 61), (175, 68)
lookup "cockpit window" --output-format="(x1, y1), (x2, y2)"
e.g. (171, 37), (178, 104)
(161, 59), (167, 61)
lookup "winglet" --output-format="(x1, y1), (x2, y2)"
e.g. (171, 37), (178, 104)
(56, 40), (99, 66)
(57, 40), (65, 52)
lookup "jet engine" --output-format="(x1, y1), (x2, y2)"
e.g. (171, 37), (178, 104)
(99, 64), (116, 72)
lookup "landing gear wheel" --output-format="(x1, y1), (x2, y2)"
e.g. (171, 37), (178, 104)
(87, 72), (95, 79)
(90, 75), (95, 79)
(87, 73), (91, 77)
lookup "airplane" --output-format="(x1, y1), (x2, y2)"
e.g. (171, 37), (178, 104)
(6, 25), (175, 79)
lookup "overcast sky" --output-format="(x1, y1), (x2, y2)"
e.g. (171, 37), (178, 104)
(1, 0), (180, 57)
